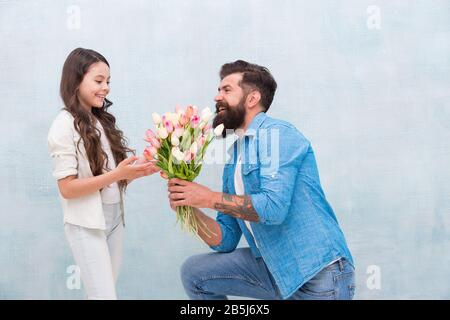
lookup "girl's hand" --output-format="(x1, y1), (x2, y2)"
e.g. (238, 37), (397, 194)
(135, 155), (160, 176)
(115, 156), (158, 181)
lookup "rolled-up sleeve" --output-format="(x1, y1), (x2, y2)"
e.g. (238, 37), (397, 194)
(250, 124), (310, 225)
(209, 212), (242, 253)
(47, 116), (78, 180)
(209, 167), (242, 253)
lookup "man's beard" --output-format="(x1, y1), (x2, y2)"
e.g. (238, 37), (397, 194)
(212, 99), (246, 138)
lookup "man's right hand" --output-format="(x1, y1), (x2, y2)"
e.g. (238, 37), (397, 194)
(166, 179), (222, 246)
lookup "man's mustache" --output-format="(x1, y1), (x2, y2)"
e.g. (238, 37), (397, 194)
(215, 102), (228, 113)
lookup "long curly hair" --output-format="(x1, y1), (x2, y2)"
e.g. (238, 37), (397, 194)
(60, 48), (134, 193)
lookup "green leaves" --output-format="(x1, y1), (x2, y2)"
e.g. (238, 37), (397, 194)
(168, 152), (174, 176)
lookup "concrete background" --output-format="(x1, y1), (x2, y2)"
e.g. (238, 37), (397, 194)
(0, 0), (449, 299)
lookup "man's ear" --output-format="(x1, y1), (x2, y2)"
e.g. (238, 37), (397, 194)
(247, 90), (261, 109)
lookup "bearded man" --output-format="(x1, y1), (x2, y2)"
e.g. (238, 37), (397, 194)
(167, 60), (355, 300)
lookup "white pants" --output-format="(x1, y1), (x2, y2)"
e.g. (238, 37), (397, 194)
(64, 203), (123, 300)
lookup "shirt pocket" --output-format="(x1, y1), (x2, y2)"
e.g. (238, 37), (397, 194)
(242, 163), (261, 193)
(222, 164), (234, 193)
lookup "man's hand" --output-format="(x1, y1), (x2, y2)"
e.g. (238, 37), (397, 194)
(168, 178), (260, 222)
(168, 178), (217, 209)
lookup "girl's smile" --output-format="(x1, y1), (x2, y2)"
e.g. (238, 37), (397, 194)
(78, 61), (111, 111)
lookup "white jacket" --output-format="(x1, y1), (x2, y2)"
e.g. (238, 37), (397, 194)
(47, 109), (124, 230)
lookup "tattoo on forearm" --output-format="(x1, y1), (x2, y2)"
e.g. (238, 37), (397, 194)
(214, 193), (259, 222)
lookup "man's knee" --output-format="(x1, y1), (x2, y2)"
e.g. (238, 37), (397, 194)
(180, 253), (209, 288)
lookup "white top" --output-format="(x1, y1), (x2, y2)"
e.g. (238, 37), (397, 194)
(47, 110), (124, 230)
(95, 120), (121, 204)
(234, 148), (257, 248)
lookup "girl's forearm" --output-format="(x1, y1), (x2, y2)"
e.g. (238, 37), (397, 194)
(59, 169), (122, 199)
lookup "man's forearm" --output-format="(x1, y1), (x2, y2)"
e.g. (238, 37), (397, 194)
(193, 208), (222, 247)
(210, 192), (259, 222)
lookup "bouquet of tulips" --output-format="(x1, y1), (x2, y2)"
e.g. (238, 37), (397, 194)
(142, 105), (224, 236)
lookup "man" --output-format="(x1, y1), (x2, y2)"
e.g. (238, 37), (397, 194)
(167, 60), (355, 300)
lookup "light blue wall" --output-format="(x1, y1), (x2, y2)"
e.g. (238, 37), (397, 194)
(1, 0), (449, 299)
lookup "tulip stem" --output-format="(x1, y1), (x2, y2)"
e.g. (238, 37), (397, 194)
(176, 205), (217, 239)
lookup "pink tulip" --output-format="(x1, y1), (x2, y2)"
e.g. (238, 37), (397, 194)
(150, 137), (161, 149)
(179, 114), (188, 126)
(143, 148), (151, 160)
(202, 124), (211, 134)
(164, 120), (174, 133)
(185, 105), (194, 119)
(144, 146), (157, 160)
(190, 115), (200, 128)
(184, 150), (193, 162)
(175, 104), (183, 114)
(197, 135), (206, 148)
(174, 124), (184, 137)
(144, 129), (156, 142)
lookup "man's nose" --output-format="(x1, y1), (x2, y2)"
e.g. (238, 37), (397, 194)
(214, 94), (223, 102)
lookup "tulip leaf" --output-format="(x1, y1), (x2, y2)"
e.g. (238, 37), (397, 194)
(168, 153), (174, 175)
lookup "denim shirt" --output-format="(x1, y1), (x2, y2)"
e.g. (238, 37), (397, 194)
(210, 112), (354, 299)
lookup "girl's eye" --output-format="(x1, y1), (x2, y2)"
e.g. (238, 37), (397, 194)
(95, 81), (102, 84)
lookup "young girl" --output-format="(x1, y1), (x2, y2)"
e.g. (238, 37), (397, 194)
(47, 48), (158, 299)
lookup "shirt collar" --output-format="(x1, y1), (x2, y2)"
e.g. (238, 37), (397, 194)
(226, 112), (267, 152)
(244, 111), (267, 136)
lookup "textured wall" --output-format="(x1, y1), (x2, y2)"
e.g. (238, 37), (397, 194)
(0, 0), (449, 299)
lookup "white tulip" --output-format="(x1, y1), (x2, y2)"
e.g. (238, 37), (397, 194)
(171, 134), (180, 146)
(171, 147), (185, 162)
(152, 112), (162, 124)
(214, 123), (225, 137)
(157, 127), (168, 139)
(177, 151), (185, 161)
(168, 112), (180, 126)
(200, 107), (213, 122)
(190, 142), (198, 155)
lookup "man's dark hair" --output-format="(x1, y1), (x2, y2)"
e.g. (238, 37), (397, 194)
(220, 60), (277, 112)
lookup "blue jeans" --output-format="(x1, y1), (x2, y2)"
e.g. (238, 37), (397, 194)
(181, 248), (355, 300)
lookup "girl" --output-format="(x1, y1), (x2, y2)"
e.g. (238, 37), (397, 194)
(47, 48), (158, 299)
